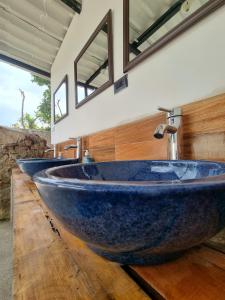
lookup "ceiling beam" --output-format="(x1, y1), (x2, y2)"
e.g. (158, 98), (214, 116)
(131, 0), (186, 51)
(0, 43), (51, 73)
(61, 0), (82, 14)
(129, 44), (141, 56)
(102, 24), (108, 34)
(0, 29), (54, 64)
(0, 53), (50, 78)
(86, 59), (108, 85)
(77, 81), (96, 90)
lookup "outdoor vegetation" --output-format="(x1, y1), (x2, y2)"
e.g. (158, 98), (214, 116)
(12, 75), (51, 130)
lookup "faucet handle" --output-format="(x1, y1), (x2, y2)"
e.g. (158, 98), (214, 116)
(157, 107), (172, 113)
(69, 137), (81, 142)
(158, 107), (182, 117)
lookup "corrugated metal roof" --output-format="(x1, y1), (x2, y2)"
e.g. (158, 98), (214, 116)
(0, 0), (81, 77)
(129, 0), (208, 59)
(77, 29), (109, 88)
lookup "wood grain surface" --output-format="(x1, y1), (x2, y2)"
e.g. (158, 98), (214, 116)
(12, 169), (150, 300)
(12, 169), (225, 300)
(131, 246), (225, 300)
(56, 92), (225, 163)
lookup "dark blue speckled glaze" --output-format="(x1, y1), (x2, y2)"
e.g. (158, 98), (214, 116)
(34, 160), (225, 265)
(16, 158), (78, 177)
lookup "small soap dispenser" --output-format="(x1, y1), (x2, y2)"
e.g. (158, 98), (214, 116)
(58, 151), (63, 159)
(82, 150), (94, 163)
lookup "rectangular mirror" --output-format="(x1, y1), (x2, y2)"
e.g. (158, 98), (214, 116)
(53, 75), (68, 124)
(124, 0), (225, 72)
(74, 10), (113, 108)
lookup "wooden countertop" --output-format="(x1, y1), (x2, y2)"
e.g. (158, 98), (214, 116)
(12, 169), (225, 300)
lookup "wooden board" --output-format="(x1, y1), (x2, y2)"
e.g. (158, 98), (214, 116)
(12, 169), (150, 300)
(131, 247), (225, 300)
(56, 92), (225, 163)
(115, 140), (167, 161)
(183, 132), (225, 162)
(56, 140), (76, 159)
(13, 169), (225, 300)
(182, 93), (225, 135)
(41, 200), (225, 300)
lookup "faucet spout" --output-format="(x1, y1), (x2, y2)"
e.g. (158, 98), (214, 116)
(44, 148), (54, 153)
(64, 137), (81, 160)
(64, 145), (77, 150)
(154, 124), (177, 139)
(154, 107), (182, 160)
(44, 144), (56, 158)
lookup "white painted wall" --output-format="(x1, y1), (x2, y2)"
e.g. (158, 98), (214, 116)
(51, 0), (225, 144)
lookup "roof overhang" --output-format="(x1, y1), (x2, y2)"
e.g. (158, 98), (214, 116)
(0, 0), (81, 78)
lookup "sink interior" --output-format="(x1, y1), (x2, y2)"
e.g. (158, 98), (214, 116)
(47, 160), (225, 182)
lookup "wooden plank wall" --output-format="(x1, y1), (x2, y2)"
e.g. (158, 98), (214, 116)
(56, 93), (225, 162)
(56, 140), (76, 159)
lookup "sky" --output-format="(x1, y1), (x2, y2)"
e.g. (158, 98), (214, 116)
(0, 61), (46, 127)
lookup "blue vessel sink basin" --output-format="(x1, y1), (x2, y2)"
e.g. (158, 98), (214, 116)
(17, 158), (78, 177)
(34, 160), (225, 265)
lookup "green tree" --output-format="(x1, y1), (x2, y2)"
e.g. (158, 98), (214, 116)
(12, 113), (39, 129)
(31, 75), (51, 129)
(12, 76), (51, 130)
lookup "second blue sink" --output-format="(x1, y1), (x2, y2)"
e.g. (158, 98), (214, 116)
(17, 158), (78, 177)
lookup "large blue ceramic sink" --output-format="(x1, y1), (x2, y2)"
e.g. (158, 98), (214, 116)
(34, 160), (225, 265)
(17, 158), (78, 177)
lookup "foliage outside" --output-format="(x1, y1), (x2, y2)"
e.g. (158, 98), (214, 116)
(12, 75), (51, 130)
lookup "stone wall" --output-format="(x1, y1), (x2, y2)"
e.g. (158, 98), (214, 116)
(0, 126), (50, 220)
(0, 125), (51, 146)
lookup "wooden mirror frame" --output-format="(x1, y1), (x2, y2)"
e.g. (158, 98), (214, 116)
(74, 10), (114, 109)
(123, 0), (225, 73)
(53, 75), (69, 124)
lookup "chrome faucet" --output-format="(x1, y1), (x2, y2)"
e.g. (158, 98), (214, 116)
(44, 148), (54, 153)
(44, 145), (56, 158)
(64, 137), (81, 160)
(154, 107), (182, 160)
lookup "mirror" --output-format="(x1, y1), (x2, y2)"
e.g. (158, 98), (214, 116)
(53, 75), (68, 124)
(74, 10), (113, 108)
(124, 0), (225, 72)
